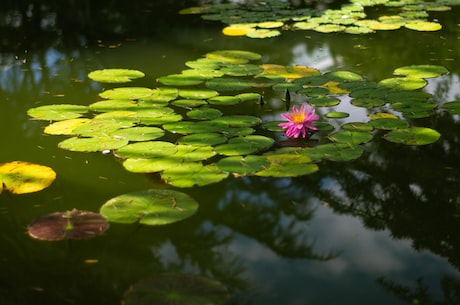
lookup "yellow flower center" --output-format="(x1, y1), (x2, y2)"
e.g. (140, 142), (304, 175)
(291, 112), (305, 124)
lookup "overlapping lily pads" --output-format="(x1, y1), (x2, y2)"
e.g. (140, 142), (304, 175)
(28, 50), (449, 189)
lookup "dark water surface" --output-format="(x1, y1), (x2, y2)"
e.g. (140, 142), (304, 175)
(1, 1), (460, 304)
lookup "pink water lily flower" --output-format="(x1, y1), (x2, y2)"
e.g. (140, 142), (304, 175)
(278, 103), (319, 138)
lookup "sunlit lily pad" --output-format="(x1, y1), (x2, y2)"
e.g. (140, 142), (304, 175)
(71, 119), (128, 137)
(89, 99), (143, 112)
(223, 24), (253, 36)
(405, 21), (442, 31)
(122, 274), (228, 305)
(44, 118), (92, 135)
(326, 112), (350, 118)
(163, 121), (228, 134)
(88, 69), (145, 83)
(221, 64), (263, 76)
(109, 127), (165, 141)
(99, 87), (153, 100)
(123, 157), (178, 173)
(328, 130), (373, 144)
(351, 98), (385, 108)
(100, 189), (199, 225)
(181, 68), (224, 79)
(58, 137), (129, 152)
(208, 96), (241, 105)
(212, 115), (261, 127)
(383, 127), (440, 145)
(179, 89), (219, 99)
(28, 209), (109, 241)
(27, 104), (88, 121)
(0, 161), (56, 194)
(217, 155), (269, 176)
(205, 50), (262, 64)
(157, 74), (206, 86)
(255, 153), (318, 177)
(314, 24), (346, 33)
(393, 65), (449, 78)
(324, 70), (363, 81)
(246, 28), (281, 38)
(115, 141), (177, 159)
(161, 163), (229, 187)
(257, 64), (320, 80)
(378, 77), (427, 90)
(171, 99), (207, 108)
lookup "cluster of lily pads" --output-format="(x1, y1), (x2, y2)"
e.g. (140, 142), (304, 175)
(179, 0), (459, 37)
(28, 50), (454, 192)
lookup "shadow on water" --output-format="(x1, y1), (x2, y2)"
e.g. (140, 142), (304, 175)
(1, 1), (460, 305)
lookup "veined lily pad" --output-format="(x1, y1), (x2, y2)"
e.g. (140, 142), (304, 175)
(205, 50), (262, 64)
(171, 99), (207, 108)
(28, 209), (109, 241)
(256, 153), (318, 177)
(221, 64), (263, 76)
(161, 163), (229, 187)
(163, 121), (228, 134)
(393, 65), (449, 78)
(89, 99), (143, 112)
(212, 115), (261, 127)
(309, 97), (340, 107)
(44, 118), (92, 135)
(181, 68), (224, 79)
(405, 21), (442, 31)
(72, 119), (128, 137)
(99, 87), (153, 100)
(115, 141), (177, 159)
(147, 87), (179, 103)
(88, 69), (145, 83)
(208, 96), (241, 105)
(179, 89), (219, 99)
(341, 122), (373, 132)
(257, 64), (320, 80)
(58, 137), (129, 152)
(328, 130), (373, 144)
(0, 161), (56, 194)
(100, 189), (198, 225)
(305, 143), (364, 161)
(157, 74), (206, 86)
(324, 70), (363, 81)
(27, 104), (88, 121)
(122, 274), (228, 305)
(217, 156), (270, 175)
(326, 112), (350, 119)
(383, 127), (440, 145)
(351, 98), (386, 108)
(246, 28), (281, 38)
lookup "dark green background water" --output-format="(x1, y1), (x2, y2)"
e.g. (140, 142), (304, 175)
(1, 1), (459, 304)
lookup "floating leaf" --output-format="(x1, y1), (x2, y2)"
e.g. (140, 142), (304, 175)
(305, 143), (364, 161)
(405, 21), (442, 31)
(178, 133), (227, 146)
(115, 141), (177, 159)
(99, 87), (153, 100)
(28, 209), (109, 241)
(0, 161), (56, 194)
(393, 65), (449, 79)
(212, 115), (261, 127)
(378, 77), (427, 90)
(257, 64), (320, 80)
(179, 89), (219, 99)
(157, 74), (206, 86)
(215, 135), (274, 156)
(246, 28), (281, 38)
(442, 101), (460, 115)
(161, 163), (229, 187)
(326, 112), (350, 118)
(223, 24), (253, 36)
(109, 127), (165, 141)
(217, 156), (270, 175)
(172, 99), (207, 108)
(309, 97), (341, 107)
(27, 104), (88, 121)
(328, 130), (373, 144)
(324, 71), (363, 81)
(341, 122), (373, 132)
(44, 118), (92, 135)
(384, 127), (441, 145)
(256, 153), (318, 177)
(221, 64), (263, 76)
(206, 50), (262, 64)
(187, 107), (222, 120)
(369, 118), (409, 130)
(314, 24), (346, 33)
(122, 274), (228, 305)
(100, 189), (198, 225)
(351, 98), (385, 108)
(163, 121), (228, 135)
(208, 96), (241, 106)
(58, 137), (129, 152)
(88, 69), (145, 83)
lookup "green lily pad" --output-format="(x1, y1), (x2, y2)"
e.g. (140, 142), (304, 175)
(163, 121), (228, 134)
(181, 68), (224, 79)
(44, 118), (92, 135)
(187, 107), (223, 120)
(205, 77), (252, 91)
(328, 130), (373, 144)
(205, 50), (262, 64)
(147, 87), (179, 103)
(99, 87), (153, 100)
(28, 209), (109, 241)
(115, 141), (177, 159)
(208, 96), (241, 106)
(212, 115), (261, 127)
(71, 119), (128, 137)
(314, 24), (346, 33)
(378, 77), (427, 90)
(404, 21), (442, 31)
(122, 274), (228, 305)
(257, 64), (320, 80)
(255, 153), (318, 177)
(171, 99), (208, 108)
(221, 64), (263, 76)
(350, 98), (386, 108)
(383, 127), (441, 145)
(109, 127), (165, 141)
(324, 70), (364, 81)
(89, 99), (144, 112)
(161, 163), (229, 187)
(0, 161), (56, 194)
(58, 137), (129, 152)
(297, 86), (330, 97)
(235, 92), (261, 102)
(179, 89), (219, 99)
(309, 96), (341, 107)
(305, 143), (364, 161)
(246, 28), (281, 38)
(178, 133), (228, 146)
(157, 74), (206, 86)
(393, 65), (449, 79)
(217, 155), (270, 175)
(123, 157), (178, 173)
(88, 69), (145, 83)
(369, 118), (409, 130)
(27, 104), (88, 121)
(174, 144), (217, 161)
(326, 112), (350, 119)
(185, 58), (223, 70)
(215, 135), (274, 156)
(442, 101), (460, 115)
(341, 122), (373, 132)
(100, 189), (198, 225)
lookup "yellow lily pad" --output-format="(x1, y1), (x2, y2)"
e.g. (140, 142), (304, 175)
(0, 161), (56, 194)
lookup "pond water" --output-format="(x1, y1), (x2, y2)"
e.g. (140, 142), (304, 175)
(1, 1), (460, 304)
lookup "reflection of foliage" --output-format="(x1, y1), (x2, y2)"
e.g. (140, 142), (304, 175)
(378, 276), (460, 305)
